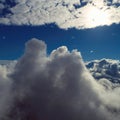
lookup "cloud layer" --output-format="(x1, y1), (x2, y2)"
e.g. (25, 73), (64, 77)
(0, 38), (120, 120)
(0, 0), (120, 29)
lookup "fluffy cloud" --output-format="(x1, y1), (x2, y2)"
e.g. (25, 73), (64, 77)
(86, 59), (120, 112)
(0, 64), (13, 119)
(86, 59), (120, 83)
(0, 0), (120, 29)
(0, 38), (120, 120)
(113, 0), (120, 4)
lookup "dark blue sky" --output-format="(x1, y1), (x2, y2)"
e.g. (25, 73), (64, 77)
(0, 23), (120, 61)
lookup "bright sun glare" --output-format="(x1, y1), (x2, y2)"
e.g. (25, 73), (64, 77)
(87, 7), (109, 27)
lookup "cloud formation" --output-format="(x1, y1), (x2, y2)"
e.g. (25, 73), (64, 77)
(86, 59), (120, 83)
(0, 38), (120, 120)
(0, 0), (120, 29)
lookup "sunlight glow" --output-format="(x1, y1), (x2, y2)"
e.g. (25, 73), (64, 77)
(86, 7), (109, 27)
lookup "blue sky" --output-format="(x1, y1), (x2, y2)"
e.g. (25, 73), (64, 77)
(0, 23), (120, 61)
(0, 0), (120, 61)
(1, 1), (120, 120)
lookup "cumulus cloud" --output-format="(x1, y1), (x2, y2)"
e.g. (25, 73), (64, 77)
(0, 38), (120, 119)
(0, 63), (13, 119)
(0, 0), (120, 29)
(113, 0), (120, 4)
(86, 59), (120, 113)
(86, 59), (120, 83)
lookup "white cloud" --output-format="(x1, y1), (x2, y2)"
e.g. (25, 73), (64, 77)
(86, 58), (120, 83)
(0, 38), (120, 119)
(0, 0), (120, 29)
(113, 0), (120, 4)
(0, 65), (13, 119)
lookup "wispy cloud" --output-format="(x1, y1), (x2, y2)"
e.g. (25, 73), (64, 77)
(0, 0), (120, 29)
